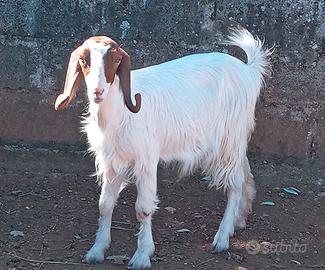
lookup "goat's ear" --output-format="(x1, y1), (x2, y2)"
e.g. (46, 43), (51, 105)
(116, 48), (141, 113)
(104, 48), (122, 84)
(55, 47), (87, 110)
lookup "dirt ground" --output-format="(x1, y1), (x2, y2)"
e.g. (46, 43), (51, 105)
(0, 142), (324, 270)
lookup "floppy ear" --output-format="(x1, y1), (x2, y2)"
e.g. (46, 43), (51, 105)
(54, 46), (88, 110)
(104, 47), (122, 84)
(104, 46), (141, 113)
(116, 48), (141, 113)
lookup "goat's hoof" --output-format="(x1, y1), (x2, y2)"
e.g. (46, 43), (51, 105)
(212, 242), (229, 253)
(212, 232), (229, 253)
(128, 251), (151, 269)
(83, 249), (105, 264)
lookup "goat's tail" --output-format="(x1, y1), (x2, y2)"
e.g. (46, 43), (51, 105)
(224, 27), (273, 78)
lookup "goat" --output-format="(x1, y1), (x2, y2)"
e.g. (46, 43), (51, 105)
(54, 28), (271, 269)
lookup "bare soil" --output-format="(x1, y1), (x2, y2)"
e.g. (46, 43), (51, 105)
(0, 142), (324, 270)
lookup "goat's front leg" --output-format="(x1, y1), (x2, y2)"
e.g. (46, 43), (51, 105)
(128, 166), (158, 269)
(84, 170), (123, 264)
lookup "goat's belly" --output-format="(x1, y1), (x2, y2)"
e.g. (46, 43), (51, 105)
(158, 123), (213, 160)
(159, 140), (210, 163)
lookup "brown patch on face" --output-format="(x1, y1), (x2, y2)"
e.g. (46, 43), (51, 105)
(87, 36), (119, 48)
(79, 58), (90, 77)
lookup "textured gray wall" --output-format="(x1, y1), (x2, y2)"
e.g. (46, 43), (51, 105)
(0, 0), (324, 157)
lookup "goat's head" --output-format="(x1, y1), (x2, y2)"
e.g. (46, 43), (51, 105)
(54, 36), (141, 113)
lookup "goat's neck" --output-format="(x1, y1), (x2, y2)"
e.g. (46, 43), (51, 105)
(89, 76), (127, 130)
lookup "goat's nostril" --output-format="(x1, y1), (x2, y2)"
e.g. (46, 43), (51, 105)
(94, 87), (104, 96)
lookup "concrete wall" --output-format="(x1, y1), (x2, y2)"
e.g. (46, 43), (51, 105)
(0, 0), (324, 157)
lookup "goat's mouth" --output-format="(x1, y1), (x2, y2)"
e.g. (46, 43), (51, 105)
(94, 97), (104, 104)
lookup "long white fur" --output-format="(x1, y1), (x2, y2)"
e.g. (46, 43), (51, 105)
(82, 28), (271, 269)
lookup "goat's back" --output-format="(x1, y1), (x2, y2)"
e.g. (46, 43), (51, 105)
(128, 54), (261, 170)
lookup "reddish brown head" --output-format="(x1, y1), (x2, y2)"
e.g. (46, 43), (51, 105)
(54, 36), (141, 113)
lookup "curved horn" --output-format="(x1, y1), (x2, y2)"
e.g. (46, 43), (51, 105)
(54, 45), (89, 111)
(116, 48), (141, 113)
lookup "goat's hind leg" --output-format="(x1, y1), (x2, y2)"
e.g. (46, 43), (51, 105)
(235, 157), (256, 229)
(212, 169), (244, 252)
(84, 170), (123, 264)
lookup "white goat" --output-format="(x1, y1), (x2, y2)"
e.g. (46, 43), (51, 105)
(55, 28), (271, 269)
